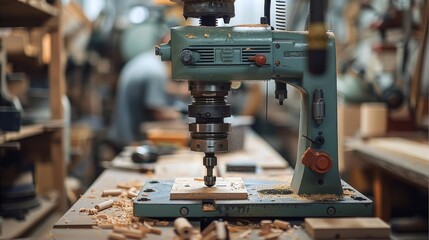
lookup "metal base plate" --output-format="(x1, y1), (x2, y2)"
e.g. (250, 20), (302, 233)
(133, 179), (372, 219)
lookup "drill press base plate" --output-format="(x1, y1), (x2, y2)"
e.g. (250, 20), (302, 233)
(133, 179), (373, 219)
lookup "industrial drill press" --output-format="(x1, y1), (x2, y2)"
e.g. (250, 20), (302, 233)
(133, 0), (372, 219)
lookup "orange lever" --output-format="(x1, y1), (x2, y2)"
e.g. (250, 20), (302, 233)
(301, 147), (332, 174)
(248, 54), (266, 67)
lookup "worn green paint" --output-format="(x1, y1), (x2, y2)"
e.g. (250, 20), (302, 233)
(158, 25), (343, 195)
(133, 180), (373, 218)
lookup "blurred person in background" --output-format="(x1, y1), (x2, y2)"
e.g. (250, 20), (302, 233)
(108, 3), (184, 147)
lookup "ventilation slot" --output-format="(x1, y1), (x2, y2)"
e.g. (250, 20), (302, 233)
(241, 47), (270, 63)
(275, 0), (287, 30)
(196, 49), (215, 63)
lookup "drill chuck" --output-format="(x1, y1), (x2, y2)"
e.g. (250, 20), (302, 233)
(188, 82), (231, 153)
(188, 82), (231, 187)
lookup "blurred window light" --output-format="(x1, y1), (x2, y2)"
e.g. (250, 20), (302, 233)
(129, 6), (150, 24)
(82, 0), (105, 21)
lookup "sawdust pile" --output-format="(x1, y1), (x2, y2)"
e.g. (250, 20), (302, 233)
(257, 184), (358, 202)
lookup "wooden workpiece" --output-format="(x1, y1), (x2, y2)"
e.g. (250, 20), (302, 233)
(170, 177), (248, 200)
(305, 217), (390, 239)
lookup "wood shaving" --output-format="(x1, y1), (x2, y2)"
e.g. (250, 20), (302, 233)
(239, 229), (252, 238)
(89, 208), (98, 215)
(95, 199), (114, 211)
(148, 227), (162, 235)
(113, 226), (129, 233)
(127, 190), (138, 199)
(257, 184), (344, 201)
(131, 222), (143, 229)
(108, 231), (126, 240)
(296, 194), (341, 202)
(273, 219), (290, 230)
(343, 189), (356, 197)
(79, 208), (88, 212)
(95, 214), (108, 219)
(92, 199), (137, 226)
(102, 189), (123, 197)
(155, 221), (169, 226)
(227, 225), (240, 233)
(185, 34), (196, 39)
(116, 180), (144, 189)
(98, 224), (114, 229)
(202, 204), (216, 212)
(263, 232), (282, 240)
(143, 221), (153, 229)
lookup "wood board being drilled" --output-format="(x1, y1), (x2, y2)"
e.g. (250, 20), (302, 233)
(170, 177), (248, 200)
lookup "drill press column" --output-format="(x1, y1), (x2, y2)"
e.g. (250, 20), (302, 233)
(188, 82), (231, 187)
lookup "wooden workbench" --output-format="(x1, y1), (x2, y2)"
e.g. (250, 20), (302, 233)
(346, 136), (429, 221)
(52, 130), (317, 239)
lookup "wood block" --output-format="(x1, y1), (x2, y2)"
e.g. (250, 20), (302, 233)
(305, 218), (390, 239)
(170, 177), (248, 200)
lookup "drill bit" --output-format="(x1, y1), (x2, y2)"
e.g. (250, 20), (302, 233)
(203, 153), (217, 187)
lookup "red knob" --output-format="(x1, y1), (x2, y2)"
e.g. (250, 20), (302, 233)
(248, 54), (266, 67)
(301, 147), (333, 174)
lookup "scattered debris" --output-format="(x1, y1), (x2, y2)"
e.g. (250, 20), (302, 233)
(259, 220), (272, 236)
(102, 189), (123, 197)
(98, 223), (114, 229)
(273, 220), (290, 230)
(258, 188), (293, 195)
(185, 34), (196, 39)
(201, 220), (229, 240)
(116, 180), (143, 190)
(108, 231), (126, 240)
(127, 190), (138, 199)
(298, 194), (341, 202)
(238, 229), (252, 238)
(257, 184), (344, 202)
(143, 222), (162, 235)
(95, 199), (114, 211)
(88, 208), (98, 215)
(116, 227), (144, 239)
(94, 214), (108, 219)
(262, 232), (282, 240)
(155, 221), (169, 226)
(202, 203), (216, 212)
(174, 217), (193, 239)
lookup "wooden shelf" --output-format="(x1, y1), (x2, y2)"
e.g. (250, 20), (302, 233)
(0, 0), (67, 235)
(0, 191), (58, 240)
(0, 121), (63, 145)
(0, 0), (59, 27)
